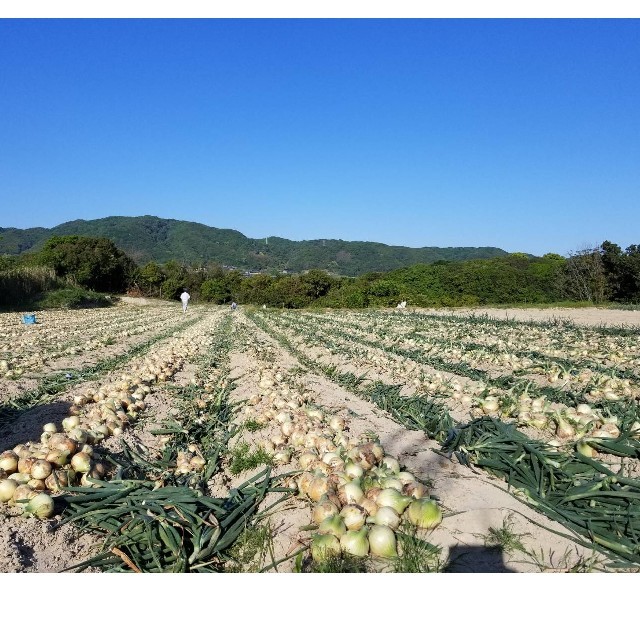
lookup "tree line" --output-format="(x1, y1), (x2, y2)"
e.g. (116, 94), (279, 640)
(1, 235), (639, 310)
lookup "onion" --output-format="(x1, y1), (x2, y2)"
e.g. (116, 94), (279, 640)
(297, 472), (314, 497)
(290, 430), (307, 447)
(402, 481), (427, 500)
(397, 471), (416, 484)
(338, 480), (364, 505)
(344, 462), (364, 479)
(306, 408), (324, 422)
(576, 404), (593, 416)
(30, 459), (53, 480)
(376, 488), (413, 514)
(340, 504), (367, 530)
(405, 498), (443, 529)
(273, 449), (291, 464)
(312, 496), (340, 524)
(299, 452), (318, 470)
(371, 506), (401, 530)
(576, 440), (595, 458)
(340, 527), (369, 557)
(190, 456), (206, 470)
(329, 471), (350, 488)
(381, 477), (404, 492)
(381, 456), (400, 474)
(13, 444), (29, 458)
(555, 415), (575, 439)
(18, 457), (35, 475)
(322, 452), (343, 468)
(357, 496), (379, 517)
(310, 534), (341, 563)
(8, 472), (31, 485)
(62, 416), (80, 431)
(24, 493), (55, 519)
(71, 452), (92, 473)
(318, 515), (347, 537)
(45, 469), (75, 491)
(370, 443), (384, 462)
(12, 484), (37, 503)
(0, 478), (18, 502)
(368, 525), (397, 558)
(68, 428), (88, 444)
(46, 450), (69, 467)
(308, 475), (332, 503)
(0, 451), (18, 473)
(57, 437), (78, 457)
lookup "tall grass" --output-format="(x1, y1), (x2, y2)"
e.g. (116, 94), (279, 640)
(0, 266), (59, 304)
(0, 266), (108, 310)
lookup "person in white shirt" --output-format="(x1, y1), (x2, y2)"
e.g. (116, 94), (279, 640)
(180, 289), (190, 313)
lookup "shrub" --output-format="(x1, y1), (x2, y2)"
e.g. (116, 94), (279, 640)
(34, 288), (112, 309)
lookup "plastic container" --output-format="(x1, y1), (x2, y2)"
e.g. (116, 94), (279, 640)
(22, 314), (36, 325)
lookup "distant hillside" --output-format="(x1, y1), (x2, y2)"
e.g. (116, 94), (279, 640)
(0, 215), (509, 276)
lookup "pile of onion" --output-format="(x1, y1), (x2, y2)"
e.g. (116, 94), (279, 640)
(239, 362), (444, 564)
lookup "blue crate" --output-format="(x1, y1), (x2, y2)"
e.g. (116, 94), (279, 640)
(22, 314), (36, 324)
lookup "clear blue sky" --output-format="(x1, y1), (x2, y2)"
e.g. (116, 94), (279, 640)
(0, 19), (638, 256)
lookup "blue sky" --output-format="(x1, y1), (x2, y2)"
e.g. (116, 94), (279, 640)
(0, 18), (638, 256)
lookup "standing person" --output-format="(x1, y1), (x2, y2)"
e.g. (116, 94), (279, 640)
(180, 288), (190, 313)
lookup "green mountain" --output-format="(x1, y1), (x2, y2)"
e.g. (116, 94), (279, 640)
(0, 215), (509, 276)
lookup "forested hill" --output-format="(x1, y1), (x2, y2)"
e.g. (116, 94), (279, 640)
(0, 215), (508, 276)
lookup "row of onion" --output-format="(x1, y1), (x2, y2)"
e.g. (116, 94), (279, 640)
(241, 363), (444, 563)
(0, 320), (219, 517)
(0, 304), (185, 379)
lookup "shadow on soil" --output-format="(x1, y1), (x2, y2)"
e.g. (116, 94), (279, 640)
(444, 544), (517, 573)
(0, 400), (72, 451)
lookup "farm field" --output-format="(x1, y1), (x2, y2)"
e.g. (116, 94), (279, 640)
(1, 302), (640, 573)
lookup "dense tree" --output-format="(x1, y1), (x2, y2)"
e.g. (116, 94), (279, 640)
(38, 235), (136, 292)
(136, 261), (166, 297)
(200, 278), (232, 304)
(557, 246), (607, 303)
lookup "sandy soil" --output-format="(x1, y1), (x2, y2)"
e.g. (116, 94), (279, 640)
(424, 306), (640, 328)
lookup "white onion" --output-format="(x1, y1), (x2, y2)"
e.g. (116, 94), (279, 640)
(376, 488), (413, 514)
(30, 459), (53, 480)
(371, 506), (401, 530)
(339, 481), (364, 505)
(344, 462), (364, 479)
(71, 452), (92, 473)
(311, 534), (341, 563)
(340, 528), (369, 557)
(24, 492), (55, 519)
(313, 497), (340, 524)
(340, 504), (366, 530)
(405, 498), (443, 529)
(308, 475), (331, 503)
(0, 451), (18, 473)
(318, 514), (347, 537)
(381, 477), (404, 492)
(381, 456), (400, 474)
(0, 478), (18, 502)
(368, 525), (397, 558)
